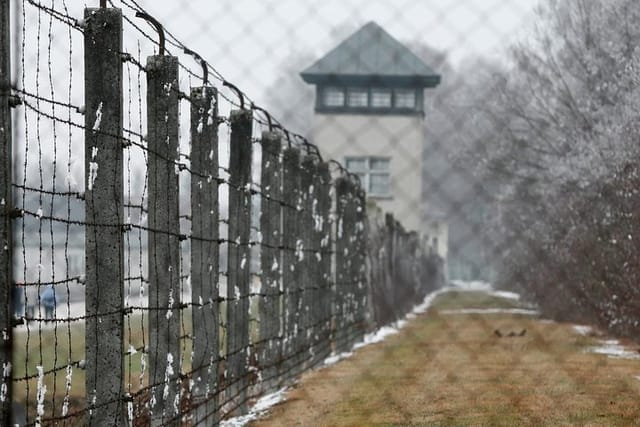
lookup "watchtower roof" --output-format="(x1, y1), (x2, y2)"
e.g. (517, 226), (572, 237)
(301, 21), (441, 87)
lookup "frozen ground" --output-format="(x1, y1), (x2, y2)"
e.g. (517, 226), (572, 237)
(223, 280), (640, 425)
(222, 281), (509, 426)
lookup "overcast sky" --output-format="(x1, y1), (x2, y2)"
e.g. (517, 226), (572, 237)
(14, 0), (543, 193)
(109, 0), (542, 105)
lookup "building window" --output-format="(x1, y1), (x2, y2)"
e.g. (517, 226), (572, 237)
(323, 87), (345, 107)
(347, 88), (368, 107)
(318, 86), (421, 113)
(345, 157), (367, 172)
(345, 156), (391, 198)
(394, 89), (416, 108)
(371, 89), (392, 108)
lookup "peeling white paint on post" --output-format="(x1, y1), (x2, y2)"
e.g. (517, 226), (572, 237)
(0, 2), (12, 424)
(226, 109), (253, 415)
(84, 7), (125, 426)
(146, 53), (181, 426)
(300, 155), (318, 369)
(190, 86), (219, 425)
(353, 184), (368, 342)
(334, 177), (353, 353)
(258, 131), (282, 391)
(342, 179), (365, 346)
(317, 163), (333, 361)
(281, 147), (300, 379)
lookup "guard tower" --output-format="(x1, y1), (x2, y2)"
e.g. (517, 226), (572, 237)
(301, 22), (445, 257)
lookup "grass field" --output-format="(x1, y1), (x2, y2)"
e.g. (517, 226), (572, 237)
(251, 290), (640, 426)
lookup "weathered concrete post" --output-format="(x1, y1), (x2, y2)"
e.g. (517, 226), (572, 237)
(343, 180), (358, 347)
(190, 86), (219, 425)
(334, 176), (350, 353)
(226, 109), (253, 415)
(83, 7), (125, 425)
(0, 1), (12, 424)
(281, 146), (300, 378)
(258, 131), (282, 391)
(300, 155), (318, 368)
(146, 52), (181, 425)
(316, 162), (333, 361)
(353, 183), (368, 340)
(384, 213), (396, 319)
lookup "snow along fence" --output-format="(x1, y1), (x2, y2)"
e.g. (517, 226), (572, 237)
(1, 3), (442, 426)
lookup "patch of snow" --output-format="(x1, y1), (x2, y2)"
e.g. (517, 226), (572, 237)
(438, 308), (539, 316)
(490, 291), (520, 301)
(587, 340), (640, 360)
(220, 387), (288, 427)
(352, 326), (400, 350)
(449, 280), (492, 291)
(573, 325), (593, 336)
(448, 281), (522, 302)
(412, 287), (451, 314)
(323, 352), (354, 367)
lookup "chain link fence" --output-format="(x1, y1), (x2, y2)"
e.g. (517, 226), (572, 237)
(3, 0), (640, 425)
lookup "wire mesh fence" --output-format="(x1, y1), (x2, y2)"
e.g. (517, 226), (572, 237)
(4, 0), (640, 425)
(2, 1), (445, 425)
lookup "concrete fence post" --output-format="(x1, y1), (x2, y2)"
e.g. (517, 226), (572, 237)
(316, 162), (333, 361)
(83, 8), (125, 425)
(226, 109), (253, 415)
(334, 177), (350, 352)
(189, 86), (219, 425)
(281, 147), (300, 378)
(384, 213), (396, 319)
(353, 185), (368, 339)
(146, 53), (181, 425)
(0, 1), (12, 424)
(343, 180), (358, 346)
(258, 131), (282, 391)
(299, 155), (316, 369)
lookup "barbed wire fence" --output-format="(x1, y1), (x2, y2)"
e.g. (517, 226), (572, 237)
(0, 1), (443, 425)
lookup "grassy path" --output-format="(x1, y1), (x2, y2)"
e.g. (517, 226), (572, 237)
(250, 290), (640, 426)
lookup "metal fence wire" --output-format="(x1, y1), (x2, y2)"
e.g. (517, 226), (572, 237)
(4, 0), (640, 425)
(1, 1), (445, 425)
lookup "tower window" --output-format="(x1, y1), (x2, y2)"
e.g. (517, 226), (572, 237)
(394, 89), (416, 108)
(345, 156), (391, 198)
(323, 87), (345, 107)
(371, 89), (392, 108)
(317, 86), (422, 113)
(347, 88), (368, 107)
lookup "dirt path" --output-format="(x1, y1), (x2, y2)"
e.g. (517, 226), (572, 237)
(249, 291), (640, 426)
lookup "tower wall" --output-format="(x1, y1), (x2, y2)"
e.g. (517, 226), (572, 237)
(312, 113), (424, 232)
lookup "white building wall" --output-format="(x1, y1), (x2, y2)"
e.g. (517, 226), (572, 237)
(312, 113), (425, 232)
